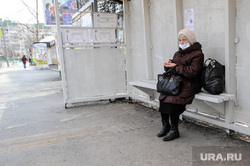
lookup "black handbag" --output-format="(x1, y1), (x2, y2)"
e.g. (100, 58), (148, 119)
(156, 64), (182, 96)
(202, 58), (225, 95)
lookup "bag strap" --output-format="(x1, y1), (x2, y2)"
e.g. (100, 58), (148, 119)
(204, 58), (217, 66)
(165, 63), (179, 74)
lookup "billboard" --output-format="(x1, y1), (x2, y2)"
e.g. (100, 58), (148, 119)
(43, 0), (77, 26)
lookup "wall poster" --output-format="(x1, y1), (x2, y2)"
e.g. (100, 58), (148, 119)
(33, 43), (49, 68)
(91, 29), (116, 43)
(184, 8), (194, 30)
(62, 29), (89, 43)
(93, 13), (118, 28)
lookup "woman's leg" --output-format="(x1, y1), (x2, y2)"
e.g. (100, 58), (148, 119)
(161, 112), (170, 127)
(170, 114), (179, 131)
(163, 113), (180, 141)
(157, 112), (170, 137)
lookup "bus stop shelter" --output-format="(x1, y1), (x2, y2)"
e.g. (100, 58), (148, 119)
(54, 0), (250, 137)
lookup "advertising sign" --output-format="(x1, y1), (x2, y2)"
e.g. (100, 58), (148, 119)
(43, 0), (77, 26)
(62, 29), (90, 43)
(93, 13), (118, 28)
(91, 29), (116, 43)
(61, 28), (116, 43)
(33, 43), (48, 68)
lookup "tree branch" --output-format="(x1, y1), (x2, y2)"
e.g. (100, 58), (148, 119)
(21, 0), (37, 19)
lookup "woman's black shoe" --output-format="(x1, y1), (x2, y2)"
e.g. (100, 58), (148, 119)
(157, 126), (170, 137)
(162, 130), (179, 141)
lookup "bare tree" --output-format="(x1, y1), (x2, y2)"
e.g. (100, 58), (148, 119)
(17, 23), (37, 44)
(21, 0), (39, 42)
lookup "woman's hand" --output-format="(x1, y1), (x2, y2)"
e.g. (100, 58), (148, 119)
(164, 59), (172, 65)
(164, 62), (176, 68)
(164, 59), (176, 68)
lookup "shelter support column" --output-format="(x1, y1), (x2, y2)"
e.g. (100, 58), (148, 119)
(124, 0), (133, 94)
(224, 0), (237, 125)
(141, 0), (153, 80)
(55, 0), (68, 106)
(173, 0), (183, 48)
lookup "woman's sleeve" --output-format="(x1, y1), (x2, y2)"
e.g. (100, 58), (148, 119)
(176, 53), (204, 79)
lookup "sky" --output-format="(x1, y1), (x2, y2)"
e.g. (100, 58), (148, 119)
(0, 0), (45, 24)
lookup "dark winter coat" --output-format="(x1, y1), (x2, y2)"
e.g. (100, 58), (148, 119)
(22, 55), (27, 64)
(159, 42), (204, 105)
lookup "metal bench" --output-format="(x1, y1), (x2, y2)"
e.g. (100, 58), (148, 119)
(129, 80), (235, 103)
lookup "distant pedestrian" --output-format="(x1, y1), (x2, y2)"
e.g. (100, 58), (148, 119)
(22, 55), (27, 69)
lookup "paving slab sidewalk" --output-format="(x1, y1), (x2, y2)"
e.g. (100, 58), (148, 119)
(0, 64), (249, 166)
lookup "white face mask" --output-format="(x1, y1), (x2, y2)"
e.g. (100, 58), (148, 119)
(179, 43), (190, 50)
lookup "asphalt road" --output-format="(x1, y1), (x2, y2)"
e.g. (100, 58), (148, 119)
(0, 63), (249, 166)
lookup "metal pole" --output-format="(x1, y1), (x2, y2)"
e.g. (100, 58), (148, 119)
(0, 33), (1, 67)
(54, 0), (69, 107)
(36, 0), (39, 42)
(12, 45), (14, 63)
(7, 21), (14, 64)
(0, 18), (9, 67)
(92, 0), (98, 12)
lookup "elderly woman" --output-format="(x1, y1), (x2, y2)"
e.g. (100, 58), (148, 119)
(157, 29), (204, 141)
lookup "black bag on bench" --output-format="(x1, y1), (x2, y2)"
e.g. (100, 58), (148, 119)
(202, 58), (225, 95)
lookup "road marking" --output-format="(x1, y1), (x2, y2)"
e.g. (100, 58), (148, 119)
(5, 124), (27, 129)
(10, 133), (59, 145)
(10, 139), (62, 152)
(0, 148), (7, 154)
(0, 141), (7, 146)
(66, 131), (109, 142)
(61, 126), (102, 135)
(0, 126), (111, 153)
(60, 115), (81, 122)
(4, 121), (38, 130)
